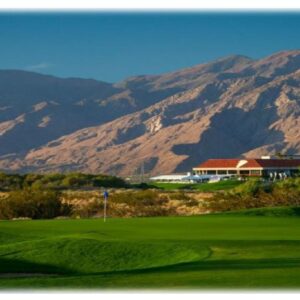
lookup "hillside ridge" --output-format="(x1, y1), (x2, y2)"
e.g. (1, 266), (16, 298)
(0, 50), (299, 175)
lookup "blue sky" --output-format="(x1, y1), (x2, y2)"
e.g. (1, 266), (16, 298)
(0, 12), (300, 82)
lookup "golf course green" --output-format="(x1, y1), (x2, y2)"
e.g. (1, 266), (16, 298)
(1, 211), (300, 289)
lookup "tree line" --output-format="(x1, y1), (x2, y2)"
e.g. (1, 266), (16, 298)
(0, 172), (128, 220)
(0, 172), (127, 191)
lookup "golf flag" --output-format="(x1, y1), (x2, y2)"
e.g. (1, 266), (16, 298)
(103, 190), (109, 200)
(103, 190), (109, 222)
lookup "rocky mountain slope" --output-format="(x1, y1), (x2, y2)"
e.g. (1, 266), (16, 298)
(0, 50), (299, 175)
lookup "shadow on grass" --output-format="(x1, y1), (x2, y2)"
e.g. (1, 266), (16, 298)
(0, 257), (74, 276)
(291, 207), (300, 216)
(225, 207), (300, 217)
(82, 257), (300, 277)
(2, 252), (300, 281)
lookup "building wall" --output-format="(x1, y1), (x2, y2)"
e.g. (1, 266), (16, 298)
(193, 168), (298, 177)
(193, 169), (262, 176)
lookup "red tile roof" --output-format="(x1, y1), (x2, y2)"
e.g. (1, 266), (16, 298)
(195, 158), (300, 169)
(195, 159), (240, 168)
(256, 159), (300, 168)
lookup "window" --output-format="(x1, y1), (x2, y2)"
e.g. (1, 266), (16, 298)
(217, 170), (227, 175)
(239, 170), (250, 175)
(207, 170), (216, 175)
(228, 170), (237, 174)
(250, 170), (261, 175)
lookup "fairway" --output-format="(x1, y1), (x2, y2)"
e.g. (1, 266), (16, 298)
(1, 214), (300, 289)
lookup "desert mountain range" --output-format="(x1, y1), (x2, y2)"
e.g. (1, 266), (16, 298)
(0, 50), (299, 176)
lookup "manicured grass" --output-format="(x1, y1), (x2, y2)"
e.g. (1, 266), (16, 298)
(152, 179), (243, 191)
(1, 211), (300, 289)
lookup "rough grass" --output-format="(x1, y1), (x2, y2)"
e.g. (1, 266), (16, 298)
(2, 211), (300, 289)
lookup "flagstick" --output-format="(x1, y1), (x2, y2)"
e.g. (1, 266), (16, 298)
(103, 196), (107, 222)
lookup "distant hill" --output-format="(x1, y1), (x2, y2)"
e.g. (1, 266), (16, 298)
(0, 50), (299, 175)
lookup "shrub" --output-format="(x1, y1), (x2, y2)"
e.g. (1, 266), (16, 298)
(0, 173), (24, 191)
(233, 178), (262, 196)
(206, 178), (300, 213)
(23, 173), (43, 188)
(92, 175), (127, 188)
(71, 200), (102, 218)
(110, 190), (158, 206)
(169, 192), (191, 201)
(0, 188), (72, 220)
(0, 172), (127, 191)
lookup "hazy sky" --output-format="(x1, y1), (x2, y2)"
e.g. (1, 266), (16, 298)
(1, 12), (300, 82)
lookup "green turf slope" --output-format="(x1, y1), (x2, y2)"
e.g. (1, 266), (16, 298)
(1, 211), (300, 289)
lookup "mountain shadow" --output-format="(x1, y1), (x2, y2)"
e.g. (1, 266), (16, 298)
(173, 105), (284, 172)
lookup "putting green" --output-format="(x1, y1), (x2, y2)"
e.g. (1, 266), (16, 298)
(1, 212), (300, 289)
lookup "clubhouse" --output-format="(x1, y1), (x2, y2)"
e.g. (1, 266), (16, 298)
(193, 157), (300, 178)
